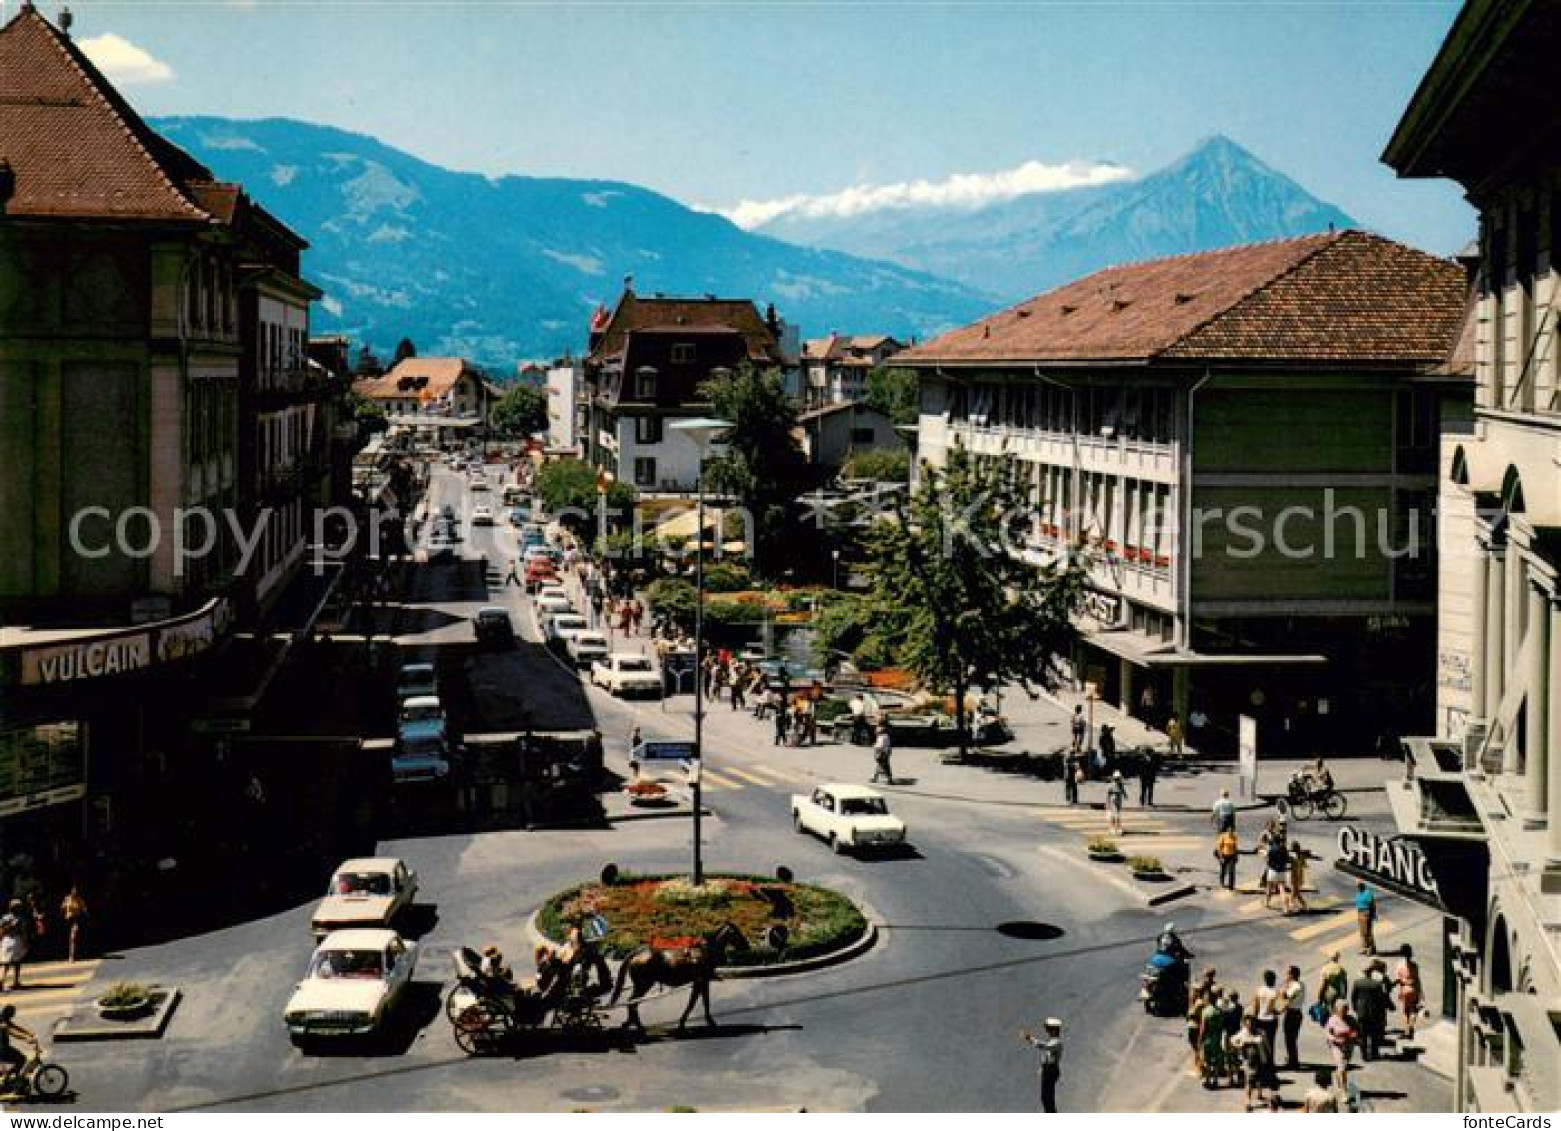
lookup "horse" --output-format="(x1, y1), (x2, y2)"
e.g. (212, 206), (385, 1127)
(608, 921), (749, 1032)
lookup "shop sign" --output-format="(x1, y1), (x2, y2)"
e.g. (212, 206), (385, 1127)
(1336, 826), (1441, 902)
(1081, 589), (1124, 628)
(16, 598), (230, 686)
(0, 722), (85, 816)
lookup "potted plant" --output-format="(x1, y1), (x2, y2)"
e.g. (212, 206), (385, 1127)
(1086, 836), (1122, 863)
(97, 981), (155, 1020)
(1127, 855), (1167, 880)
(624, 779), (669, 806)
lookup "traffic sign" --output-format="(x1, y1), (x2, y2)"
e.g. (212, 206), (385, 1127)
(638, 740), (696, 762)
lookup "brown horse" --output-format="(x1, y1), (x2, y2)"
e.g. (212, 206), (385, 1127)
(609, 921), (749, 1031)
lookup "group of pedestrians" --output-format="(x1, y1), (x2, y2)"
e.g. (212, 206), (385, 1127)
(0, 884), (91, 991)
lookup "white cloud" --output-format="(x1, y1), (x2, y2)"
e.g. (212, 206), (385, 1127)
(79, 33), (174, 85)
(715, 158), (1135, 229)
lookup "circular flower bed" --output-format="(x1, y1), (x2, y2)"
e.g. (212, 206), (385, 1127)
(537, 873), (868, 969)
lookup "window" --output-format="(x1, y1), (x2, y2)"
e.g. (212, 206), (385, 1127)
(671, 343), (696, 364)
(635, 416), (663, 444)
(634, 457), (657, 486)
(634, 367), (658, 400)
(850, 427), (876, 443)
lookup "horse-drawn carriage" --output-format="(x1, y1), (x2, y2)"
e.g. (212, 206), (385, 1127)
(445, 946), (608, 1054)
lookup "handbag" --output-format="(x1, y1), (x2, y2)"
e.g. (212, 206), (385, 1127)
(1308, 1001), (1328, 1026)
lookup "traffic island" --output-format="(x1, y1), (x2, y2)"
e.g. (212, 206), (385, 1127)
(55, 986), (182, 1042)
(533, 873), (873, 974)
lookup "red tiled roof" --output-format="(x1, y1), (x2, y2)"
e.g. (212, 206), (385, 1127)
(899, 231), (1468, 366)
(357, 357), (474, 401)
(588, 292), (780, 365)
(0, 6), (213, 223)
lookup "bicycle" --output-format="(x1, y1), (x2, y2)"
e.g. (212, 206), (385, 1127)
(1276, 777), (1348, 821)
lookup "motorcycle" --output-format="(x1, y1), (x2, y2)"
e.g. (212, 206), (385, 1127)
(0, 1043), (70, 1102)
(1139, 951), (1190, 1016)
(1278, 771), (1348, 821)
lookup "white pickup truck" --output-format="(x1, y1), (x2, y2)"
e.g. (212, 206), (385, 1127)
(791, 783), (907, 854)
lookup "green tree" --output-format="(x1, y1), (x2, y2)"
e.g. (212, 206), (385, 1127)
(843, 448), (910, 482)
(645, 577), (697, 634)
(864, 366), (920, 427)
(699, 364), (815, 576)
(535, 457), (635, 530)
(392, 337), (418, 366)
(491, 384), (548, 438)
(347, 389), (388, 434)
(866, 442), (1086, 759)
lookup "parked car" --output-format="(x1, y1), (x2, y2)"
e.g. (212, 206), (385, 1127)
(395, 662), (436, 704)
(536, 583), (570, 603)
(565, 631), (611, 667)
(535, 593), (575, 626)
(468, 474), (488, 491)
(507, 506), (529, 526)
(523, 559), (558, 593)
(471, 505), (494, 526)
(310, 858), (419, 939)
(283, 928), (419, 1045)
(591, 653), (663, 697)
(391, 736), (452, 785)
(502, 485), (527, 507)
(546, 612), (589, 644)
(474, 606), (513, 646)
(791, 784), (907, 854)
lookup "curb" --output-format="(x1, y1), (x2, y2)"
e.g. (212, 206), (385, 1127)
(1035, 843), (1198, 908)
(525, 903), (879, 981)
(883, 783), (1272, 815)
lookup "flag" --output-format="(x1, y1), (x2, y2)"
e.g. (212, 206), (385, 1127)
(589, 304), (610, 333)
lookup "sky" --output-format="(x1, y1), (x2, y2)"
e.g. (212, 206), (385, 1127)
(44, 0), (1474, 253)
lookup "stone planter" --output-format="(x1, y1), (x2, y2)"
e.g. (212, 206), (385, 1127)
(96, 994), (154, 1021)
(1087, 850), (1124, 864)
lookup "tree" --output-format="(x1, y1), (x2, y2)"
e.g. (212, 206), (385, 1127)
(866, 441), (1086, 760)
(645, 578), (697, 634)
(699, 364), (815, 576)
(392, 338), (418, 366)
(864, 367), (920, 427)
(347, 389), (388, 434)
(534, 457), (635, 530)
(843, 448), (910, 482)
(491, 384), (548, 438)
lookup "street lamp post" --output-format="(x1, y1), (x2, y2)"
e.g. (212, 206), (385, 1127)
(670, 417), (732, 886)
(831, 547), (841, 591)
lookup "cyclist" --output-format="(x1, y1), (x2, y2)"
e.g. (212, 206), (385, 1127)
(0, 1004), (35, 1082)
(1304, 757), (1334, 799)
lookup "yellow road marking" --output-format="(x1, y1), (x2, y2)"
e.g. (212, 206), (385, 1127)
(1317, 922), (1392, 957)
(1289, 908), (1360, 941)
(721, 766), (780, 787)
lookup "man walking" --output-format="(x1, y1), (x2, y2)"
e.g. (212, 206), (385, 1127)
(1020, 1018), (1064, 1112)
(1069, 705), (1087, 755)
(1355, 881), (1378, 956)
(1214, 826), (1239, 890)
(1349, 961), (1390, 1061)
(871, 723), (894, 785)
(1138, 747), (1160, 807)
(1210, 788), (1236, 833)
(1062, 749), (1080, 805)
(1166, 714), (1185, 758)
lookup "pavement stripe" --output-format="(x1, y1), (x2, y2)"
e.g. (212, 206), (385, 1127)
(700, 769), (745, 790)
(753, 763), (813, 783)
(721, 766), (781, 787)
(0, 986), (86, 1007)
(1316, 922), (1393, 957)
(12, 959), (96, 978)
(1289, 908), (1360, 941)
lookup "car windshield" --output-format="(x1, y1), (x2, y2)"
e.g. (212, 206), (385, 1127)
(401, 702), (442, 722)
(309, 948), (385, 979)
(331, 872), (392, 896)
(840, 797), (888, 816)
(555, 616), (587, 629)
(577, 635), (606, 648)
(619, 658), (653, 672)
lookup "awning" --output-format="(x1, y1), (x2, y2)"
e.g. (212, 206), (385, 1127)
(1080, 628), (1174, 665)
(652, 508), (737, 541)
(1142, 649), (1327, 668)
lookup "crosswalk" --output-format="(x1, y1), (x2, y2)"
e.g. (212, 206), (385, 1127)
(686, 761), (816, 793)
(1042, 806), (1209, 853)
(0, 959), (100, 1034)
(1210, 888), (1397, 958)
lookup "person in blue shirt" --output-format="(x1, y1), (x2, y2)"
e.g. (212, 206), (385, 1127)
(1354, 881), (1377, 956)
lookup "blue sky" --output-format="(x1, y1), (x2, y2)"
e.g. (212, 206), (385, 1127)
(57, 0), (1472, 252)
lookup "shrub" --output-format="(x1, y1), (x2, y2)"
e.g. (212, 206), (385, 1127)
(1086, 837), (1120, 856)
(703, 563), (752, 593)
(99, 982), (153, 1007)
(1127, 855), (1165, 875)
(814, 697), (851, 724)
(844, 448), (910, 482)
(646, 578), (697, 632)
(705, 599), (767, 625)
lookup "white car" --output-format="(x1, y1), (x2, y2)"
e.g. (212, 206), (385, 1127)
(471, 505), (494, 526)
(535, 593), (574, 625)
(283, 929), (419, 1045)
(468, 474), (488, 491)
(311, 858), (419, 940)
(546, 612), (590, 644)
(537, 584), (571, 604)
(565, 631), (610, 667)
(591, 652), (663, 697)
(396, 662), (435, 704)
(791, 784), (907, 854)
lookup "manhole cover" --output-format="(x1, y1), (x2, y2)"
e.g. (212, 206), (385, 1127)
(995, 921), (1064, 941)
(562, 1086), (620, 1103)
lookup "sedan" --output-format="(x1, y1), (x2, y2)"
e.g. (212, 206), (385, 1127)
(474, 606), (513, 646)
(791, 784), (907, 854)
(535, 593), (575, 624)
(284, 929), (419, 1045)
(591, 653), (663, 697)
(565, 631), (610, 667)
(471, 505), (494, 526)
(311, 857), (419, 939)
(546, 612), (590, 644)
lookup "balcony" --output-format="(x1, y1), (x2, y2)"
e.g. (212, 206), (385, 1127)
(254, 367), (334, 409)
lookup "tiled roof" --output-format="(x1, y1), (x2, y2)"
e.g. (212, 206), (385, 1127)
(898, 231), (1468, 366)
(589, 292), (780, 365)
(357, 357), (473, 401)
(0, 6), (213, 222)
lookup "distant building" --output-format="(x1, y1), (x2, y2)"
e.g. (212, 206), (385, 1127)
(1382, 0), (1561, 1111)
(798, 402), (901, 471)
(802, 333), (906, 407)
(354, 356), (493, 444)
(516, 361), (549, 388)
(583, 288), (786, 491)
(546, 358), (584, 454)
(899, 230), (1468, 758)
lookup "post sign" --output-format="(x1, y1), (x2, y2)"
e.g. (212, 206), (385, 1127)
(638, 740), (696, 763)
(1336, 826), (1442, 906)
(1238, 714), (1258, 798)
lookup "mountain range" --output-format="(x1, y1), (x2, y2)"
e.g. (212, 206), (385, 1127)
(753, 135), (1359, 300)
(156, 119), (1359, 367)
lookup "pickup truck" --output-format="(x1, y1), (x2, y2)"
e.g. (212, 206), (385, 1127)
(791, 783), (907, 854)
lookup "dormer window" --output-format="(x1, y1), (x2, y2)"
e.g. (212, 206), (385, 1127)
(634, 366), (658, 399)
(671, 343), (696, 364)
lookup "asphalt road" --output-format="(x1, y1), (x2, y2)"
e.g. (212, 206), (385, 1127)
(45, 463), (1449, 1113)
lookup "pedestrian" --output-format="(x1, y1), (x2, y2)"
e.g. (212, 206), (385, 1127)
(1020, 1017), (1064, 1112)
(1288, 840), (1310, 912)
(1323, 1000), (1357, 1088)
(630, 599), (644, 635)
(1186, 987), (1210, 1079)
(730, 667), (747, 712)
(1211, 788), (1236, 833)
(1062, 749), (1080, 805)
(1394, 945), (1424, 1041)
(1253, 969), (1282, 1061)
(1139, 684), (1158, 728)
(1069, 704), (1087, 754)
(773, 702), (790, 747)
(1097, 724), (1116, 775)
(1349, 961), (1390, 1062)
(871, 723), (894, 784)
(1302, 1068), (1341, 1112)
(1280, 964), (1305, 1069)
(1230, 1014), (1273, 1111)
(503, 559), (521, 587)
(1317, 949), (1349, 1011)
(0, 899), (29, 990)
(1166, 714), (1185, 758)
(60, 884), (88, 964)
(1138, 747), (1160, 807)
(1105, 771), (1127, 835)
(24, 894), (45, 958)
(1214, 827), (1239, 890)
(1263, 836), (1292, 912)
(1355, 881), (1378, 955)
(628, 726), (643, 777)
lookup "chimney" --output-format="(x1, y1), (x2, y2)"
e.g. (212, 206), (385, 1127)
(622, 273), (634, 295)
(0, 160), (14, 216)
(58, 5), (72, 34)
(765, 303), (779, 334)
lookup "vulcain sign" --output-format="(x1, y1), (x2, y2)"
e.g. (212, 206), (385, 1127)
(1336, 826), (1440, 901)
(23, 635), (152, 685)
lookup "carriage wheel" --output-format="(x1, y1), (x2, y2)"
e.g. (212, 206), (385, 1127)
(452, 1005), (493, 1056)
(1321, 792), (1348, 821)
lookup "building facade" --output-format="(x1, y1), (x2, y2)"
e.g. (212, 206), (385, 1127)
(1382, 0), (1561, 1110)
(545, 357), (583, 454)
(799, 401), (902, 471)
(582, 289), (785, 492)
(354, 356), (493, 446)
(802, 333), (906, 408)
(900, 231), (1468, 757)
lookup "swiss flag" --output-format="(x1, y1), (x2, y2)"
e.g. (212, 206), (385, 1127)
(589, 304), (610, 332)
